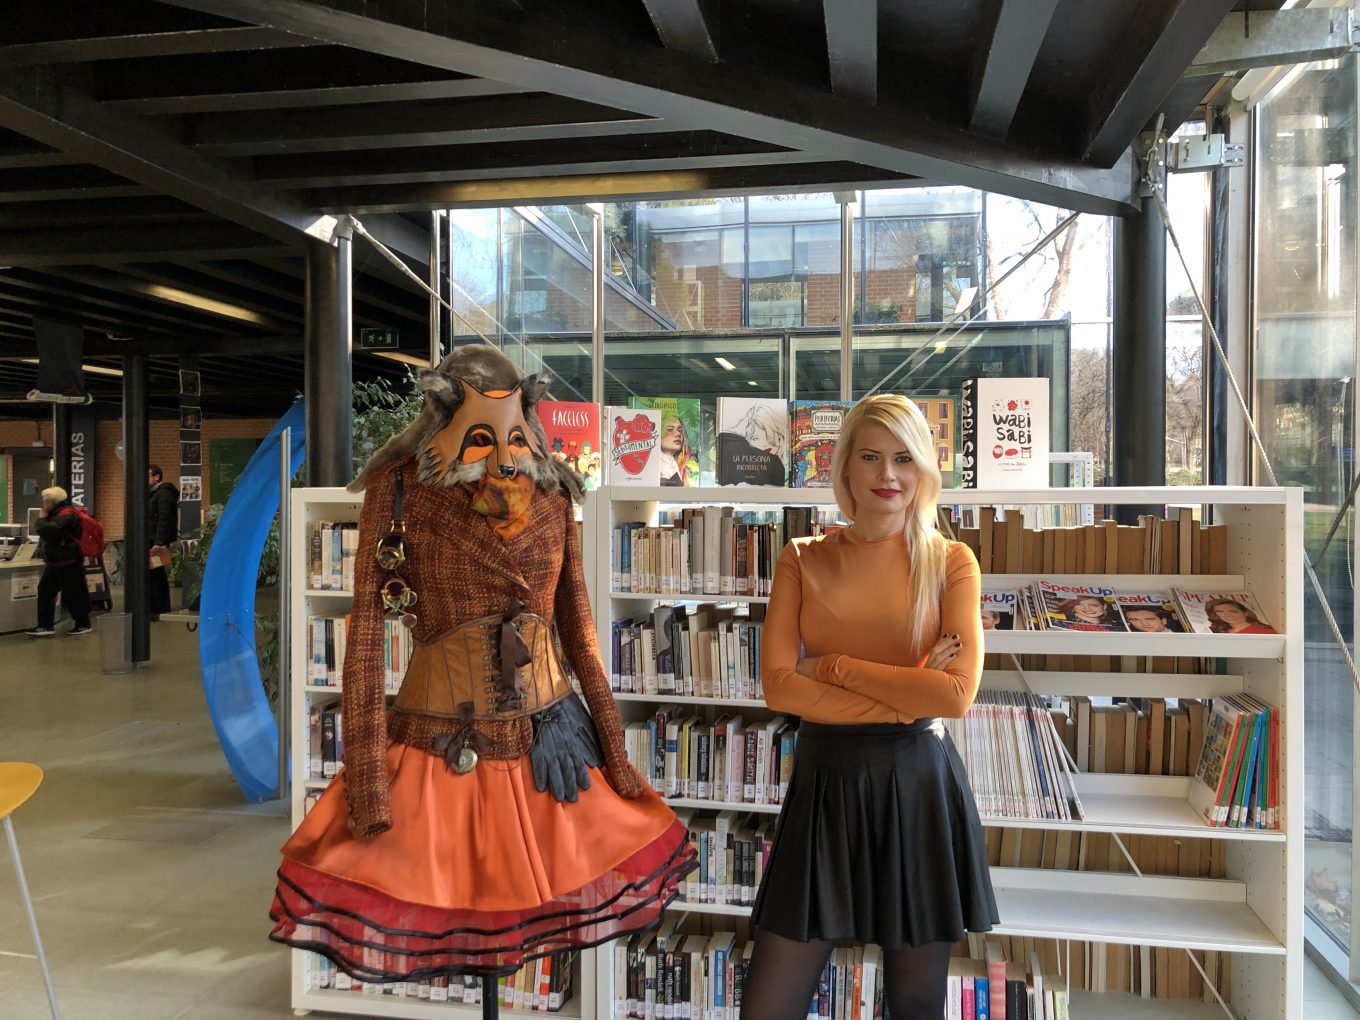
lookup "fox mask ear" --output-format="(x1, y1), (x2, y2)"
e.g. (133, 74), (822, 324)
(418, 368), (457, 410)
(520, 373), (552, 409)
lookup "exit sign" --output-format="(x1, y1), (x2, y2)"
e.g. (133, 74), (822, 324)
(359, 327), (400, 350)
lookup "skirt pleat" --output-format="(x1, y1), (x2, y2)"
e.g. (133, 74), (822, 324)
(751, 719), (998, 947)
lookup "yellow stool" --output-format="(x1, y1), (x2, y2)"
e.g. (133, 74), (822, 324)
(0, 763), (61, 1019)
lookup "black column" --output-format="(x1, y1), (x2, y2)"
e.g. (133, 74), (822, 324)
(52, 404), (71, 492)
(1112, 192), (1166, 523)
(1206, 110), (1230, 487)
(124, 353), (150, 663)
(304, 234), (353, 487)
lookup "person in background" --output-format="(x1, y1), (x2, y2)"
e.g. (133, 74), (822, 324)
(26, 486), (92, 637)
(148, 464), (179, 617)
(744, 395), (997, 1019)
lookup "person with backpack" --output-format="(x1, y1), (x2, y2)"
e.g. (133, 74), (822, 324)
(148, 464), (179, 617)
(26, 486), (92, 637)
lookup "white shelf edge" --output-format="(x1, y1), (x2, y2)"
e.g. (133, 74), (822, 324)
(614, 692), (768, 709)
(664, 797), (782, 814)
(983, 631), (1285, 658)
(982, 573), (1245, 588)
(667, 900), (754, 918)
(609, 485), (1291, 506)
(294, 987), (580, 1019)
(610, 590), (770, 604)
(1066, 989), (1229, 1019)
(304, 588), (356, 597)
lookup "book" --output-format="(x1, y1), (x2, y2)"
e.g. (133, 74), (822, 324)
(959, 377), (1050, 488)
(788, 399), (851, 488)
(980, 586), (1020, 632)
(1035, 580), (1127, 632)
(1113, 590), (1189, 633)
(605, 406), (662, 486)
(539, 400), (602, 490)
(906, 393), (957, 475)
(629, 396), (701, 487)
(716, 396), (789, 486)
(1172, 588), (1277, 634)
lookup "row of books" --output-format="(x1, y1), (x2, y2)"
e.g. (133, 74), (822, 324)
(945, 691), (1083, 821)
(611, 920), (753, 1020)
(675, 809), (772, 908)
(951, 506), (1228, 577)
(307, 520), (359, 591)
(986, 580), (1276, 635)
(1189, 693), (1281, 829)
(612, 506), (836, 596)
(968, 934), (1230, 1006)
(623, 709), (795, 806)
(307, 614), (414, 689)
(307, 951), (575, 1011)
(549, 387), (990, 489)
(611, 606), (765, 699)
(1066, 696), (1208, 777)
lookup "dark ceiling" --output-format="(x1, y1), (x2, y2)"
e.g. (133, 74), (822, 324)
(0, 0), (1281, 418)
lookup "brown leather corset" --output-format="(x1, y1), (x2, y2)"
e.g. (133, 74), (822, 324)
(393, 611), (573, 721)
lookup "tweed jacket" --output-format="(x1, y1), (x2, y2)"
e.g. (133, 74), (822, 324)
(342, 456), (643, 838)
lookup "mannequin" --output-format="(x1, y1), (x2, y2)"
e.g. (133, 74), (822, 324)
(270, 347), (696, 1003)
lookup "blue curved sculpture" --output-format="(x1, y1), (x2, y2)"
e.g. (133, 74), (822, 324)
(198, 399), (306, 802)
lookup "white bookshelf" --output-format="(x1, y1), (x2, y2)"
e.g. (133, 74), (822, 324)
(285, 488), (597, 1020)
(591, 483), (1303, 1020)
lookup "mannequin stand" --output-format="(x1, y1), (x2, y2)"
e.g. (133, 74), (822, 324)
(483, 974), (497, 1019)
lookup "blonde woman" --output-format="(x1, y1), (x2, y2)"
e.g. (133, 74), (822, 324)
(743, 395), (997, 1019)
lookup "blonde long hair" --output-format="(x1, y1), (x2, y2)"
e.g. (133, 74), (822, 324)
(830, 395), (949, 654)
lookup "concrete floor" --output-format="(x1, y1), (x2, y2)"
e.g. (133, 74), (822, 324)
(0, 613), (1358, 1019)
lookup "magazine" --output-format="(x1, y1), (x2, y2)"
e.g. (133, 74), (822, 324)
(716, 397), (789, 486)
(979, 587), (1020, 632)
(628, 397), (701, 487)
(605, 406), (662, 486)
(1113, 590), (1188, 634)
(539, 400), (601, 490)
(788, 400), (851, 488)
(1034, 580), (1127, 632)
(1172, 588), (1277, 635)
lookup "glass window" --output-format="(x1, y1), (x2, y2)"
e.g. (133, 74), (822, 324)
(1256, 55), (1358, 958)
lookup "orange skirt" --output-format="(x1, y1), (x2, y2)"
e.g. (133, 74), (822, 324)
(270, 742), (695, 979)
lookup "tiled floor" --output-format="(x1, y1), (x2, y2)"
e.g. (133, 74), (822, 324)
(0, 609), (1356, 1018)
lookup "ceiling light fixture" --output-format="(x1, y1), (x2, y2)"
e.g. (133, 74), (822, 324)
(715, 357), (736, 371)
(372, 351), (432, 368)
(141, 283), (272, 326)
(18, 358), (124, 378)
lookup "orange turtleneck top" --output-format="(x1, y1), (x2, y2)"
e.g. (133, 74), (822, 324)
(761, 529), (983, 724)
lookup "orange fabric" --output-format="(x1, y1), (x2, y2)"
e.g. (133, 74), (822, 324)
(761, 531), (983, 723)
(284, 744), (678, 913)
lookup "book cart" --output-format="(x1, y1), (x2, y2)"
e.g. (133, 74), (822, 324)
(591, 484), (1301, 1020)
(284, 487), (601, 1019)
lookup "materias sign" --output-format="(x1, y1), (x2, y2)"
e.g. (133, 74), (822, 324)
(359, 328), (400, 350)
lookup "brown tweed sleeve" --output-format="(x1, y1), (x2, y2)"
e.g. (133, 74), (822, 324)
(340, 465), (398, 838)
(553, 500), (647, 799)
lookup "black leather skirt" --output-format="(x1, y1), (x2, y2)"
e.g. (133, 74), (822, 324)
(750, 718), (999, 947)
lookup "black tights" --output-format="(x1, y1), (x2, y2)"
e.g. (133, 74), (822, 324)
(740, 927), (953, 1019)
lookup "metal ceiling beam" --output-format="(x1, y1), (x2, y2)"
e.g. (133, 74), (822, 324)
(0, 132), (77, 169)
(111, 264), (305, 325)
(187, 94), (670, 157)
(41, 267), (293, 331)
(255, 132), (803, 188)
(0, 195), (209, 229)
(156, 0), (1139, 214)
(1083, 0), (1237, 166)
(823, 0), (877, 106)
(1189, 8), (1360, 77)
(303, 162), (914, 213)
(0, 334), (302, 356)
(970, 0), (1059, 138)
(0, 65), (337, 243)
(641, 0), (720, 62)
(0, 275), (238, 334)
(0, 222), (283, 265)
(103, 76), (530, 116)
(0, 26), (309, 66)
(0, 165), (148, 202)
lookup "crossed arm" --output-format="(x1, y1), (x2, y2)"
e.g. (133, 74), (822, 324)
(760, 541), (983, 723)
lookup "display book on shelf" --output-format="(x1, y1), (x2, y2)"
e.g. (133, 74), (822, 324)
(591, 484), (1301, 1020)
(286, 487), (597, 1019)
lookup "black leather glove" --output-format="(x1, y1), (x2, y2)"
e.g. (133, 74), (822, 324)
(529, 692), (604, 803)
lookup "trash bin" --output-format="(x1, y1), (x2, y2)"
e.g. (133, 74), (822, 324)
(98, 613), (132, 675)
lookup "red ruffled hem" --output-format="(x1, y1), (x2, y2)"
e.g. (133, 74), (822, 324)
(270, 818), (696, 979)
